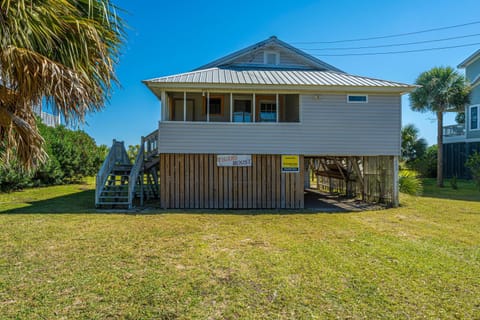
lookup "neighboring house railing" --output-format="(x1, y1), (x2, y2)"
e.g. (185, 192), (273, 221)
(38, 111), (61, 127)
(443, 124), (465, 137)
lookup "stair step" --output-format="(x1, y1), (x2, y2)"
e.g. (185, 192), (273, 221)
(114, 164), (133, 169)
(100, 196), (129, 199)
(97, 202), (130, 205)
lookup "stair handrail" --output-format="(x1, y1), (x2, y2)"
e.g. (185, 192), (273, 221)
(144, 129), (158, 160)
(128, 141), (145, 208)
(95, 140), (127, 206)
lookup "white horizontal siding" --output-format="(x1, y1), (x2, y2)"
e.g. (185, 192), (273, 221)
(158, 94), (401, 156)
(230, 48), (314, 68)
(233, 51), (264, 64)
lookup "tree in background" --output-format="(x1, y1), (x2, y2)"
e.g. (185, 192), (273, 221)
(127, 145), (140, 163)
(410, 145), (438, 178)
(1, 120), (107, 192)
(401, 124), (428, 164)
(410, 66), (470, 187)
(0, 0), (124, 169)
(455, 112), (465, 125)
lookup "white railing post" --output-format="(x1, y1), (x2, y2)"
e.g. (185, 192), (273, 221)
(207, 92), (210, 122)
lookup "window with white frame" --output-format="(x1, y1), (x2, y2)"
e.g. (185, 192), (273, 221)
(347, 94), (368, 103)
(259, 101), (277, 122)
(264, 51), (279, 65)
(233, 99), (252, 122)
(470, 105), (479, 130)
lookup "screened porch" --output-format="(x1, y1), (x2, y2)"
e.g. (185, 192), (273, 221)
(163, 92), (300, 123)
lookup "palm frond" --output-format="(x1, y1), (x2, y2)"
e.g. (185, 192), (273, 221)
(0, 0), (125, 168)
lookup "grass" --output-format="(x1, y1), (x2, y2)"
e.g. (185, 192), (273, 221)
(0, 180), (479, 319)
(422, 178), (480, 201)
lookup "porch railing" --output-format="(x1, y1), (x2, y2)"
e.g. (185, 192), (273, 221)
(128, 143), (145, 209)
(143, 129), (158, 159)
(39, 111), (61, 127)
(443, 124), (465, 137)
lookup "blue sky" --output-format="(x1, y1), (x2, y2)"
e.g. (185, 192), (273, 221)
(82, 0), (480, 147)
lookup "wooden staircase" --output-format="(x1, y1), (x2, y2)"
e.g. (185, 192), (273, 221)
(95, 130), (159, 209)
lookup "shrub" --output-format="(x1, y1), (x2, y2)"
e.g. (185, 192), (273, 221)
(0, 162), (33, 192)
(399, 169), (423, 195)
(409, 145), (437, 178)
(465, 151), (480, 190)
(450, 175), (458, 190)
(1, 120), (107, 192)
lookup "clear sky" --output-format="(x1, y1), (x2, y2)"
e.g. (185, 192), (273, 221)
(81, 0), (480, 147)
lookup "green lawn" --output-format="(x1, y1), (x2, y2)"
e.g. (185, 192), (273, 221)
(422, 178), (480, 201)
(0, 181), (479, 319)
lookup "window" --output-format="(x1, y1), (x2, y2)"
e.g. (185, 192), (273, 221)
(203, 96), (224, 117)
(471, 106), (479, 130)
(264, 51), (279, 65)
(233, 100), (252, 122)
(259, 101), (277, 122)
(347, 95), (368, 103)
(209, 98), (222, 115)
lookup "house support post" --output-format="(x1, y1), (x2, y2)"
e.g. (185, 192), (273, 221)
(230, 93), (233, 122)
(304, 158), (310, 188)
(160, 91), (166, 120)
(183, 91), (187, 122)
(207, 92), (210, 122)
(393, 156), (399, 207)
(252, 93), (256, 122)
(276, 93), (279, 123)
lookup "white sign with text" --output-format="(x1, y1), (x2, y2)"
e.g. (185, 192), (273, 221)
(217, 155), (252, 167)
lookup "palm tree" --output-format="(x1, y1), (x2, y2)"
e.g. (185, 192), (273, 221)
(401, 124), (428, 163)
(410, 66), (470, 187)
(0, 0), (124, 169)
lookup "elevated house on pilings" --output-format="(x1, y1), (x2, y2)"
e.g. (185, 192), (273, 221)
(95, 36), (415, 209)
(443, 49), (480, 178)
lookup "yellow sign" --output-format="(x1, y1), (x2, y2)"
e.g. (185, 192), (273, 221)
(281, 155), (299, 173)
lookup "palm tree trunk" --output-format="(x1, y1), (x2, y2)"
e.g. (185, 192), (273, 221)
(437, 111), (444, 187)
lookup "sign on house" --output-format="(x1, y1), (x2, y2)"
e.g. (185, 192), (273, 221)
(281, 155), (299, 173)
(217, 155), (252, 167)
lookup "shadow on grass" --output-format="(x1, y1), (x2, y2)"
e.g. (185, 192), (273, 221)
(1, 190), (376, 215)
(420, 178), (480, 202)
(1, 190), (97, 214)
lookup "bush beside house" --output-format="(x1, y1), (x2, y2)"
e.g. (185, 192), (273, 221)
(0, 120), (108, 192)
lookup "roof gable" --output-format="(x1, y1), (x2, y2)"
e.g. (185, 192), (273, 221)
(194, 36), (344, 73)
(458, 49), (480, 68)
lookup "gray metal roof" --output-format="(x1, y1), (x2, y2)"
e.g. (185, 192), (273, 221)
(144, 67), (412, 88)
(194, 36), (344, 73)
(458, 49), (480, 68)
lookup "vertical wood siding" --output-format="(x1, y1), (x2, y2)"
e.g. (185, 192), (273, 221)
(159, 154), (304, 209)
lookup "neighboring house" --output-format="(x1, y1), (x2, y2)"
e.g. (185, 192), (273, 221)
(33, 104), (61, 127)
(443, 50), (480, 178)
(96, 36), (414, 209)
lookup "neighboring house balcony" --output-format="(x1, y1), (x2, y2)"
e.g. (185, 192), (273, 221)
(33, 105), (61, 127)
(443, 124), (466, 143)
